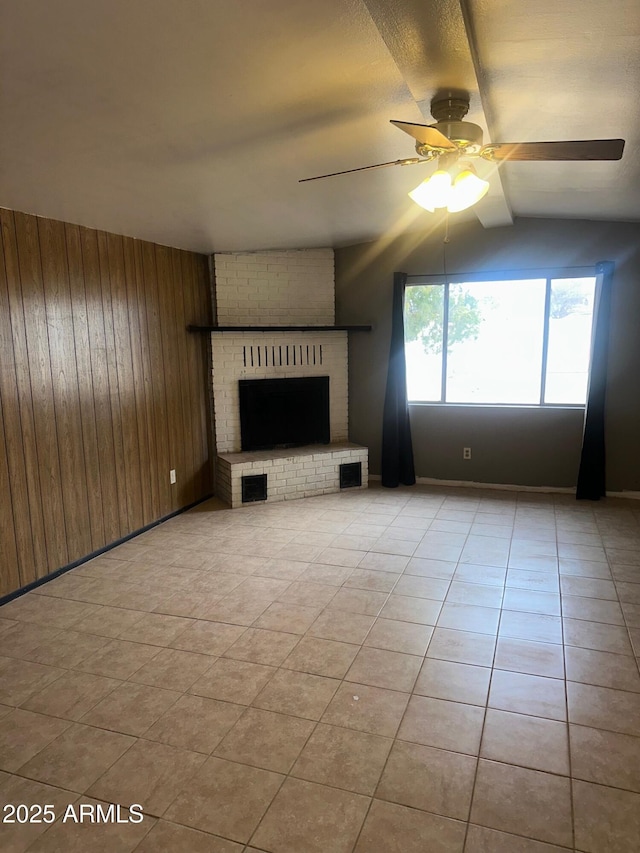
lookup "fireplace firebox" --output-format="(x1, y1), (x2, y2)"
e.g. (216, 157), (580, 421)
(239, 376), (330, 452)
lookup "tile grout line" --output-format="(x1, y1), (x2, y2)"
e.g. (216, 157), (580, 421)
(558, 505), (577, 853)
(461, 504), (507, 852)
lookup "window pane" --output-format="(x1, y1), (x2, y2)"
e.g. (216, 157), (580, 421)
(404, 284), (444, 401)
(544, 277), (595, 404)
(446, 280), (546, 404)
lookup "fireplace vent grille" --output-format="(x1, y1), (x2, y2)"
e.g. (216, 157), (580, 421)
(242, 344), (322, 368)
(340, 462), (362, 489)
(241, 474), (268, 503)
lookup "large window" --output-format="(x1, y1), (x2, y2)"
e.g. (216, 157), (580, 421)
(404, 271), (596, 406)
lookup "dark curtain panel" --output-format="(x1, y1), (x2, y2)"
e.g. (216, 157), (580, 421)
(381, 272), (416, 488)
(576, 260), (615, 500)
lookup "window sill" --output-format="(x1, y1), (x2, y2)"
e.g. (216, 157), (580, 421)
(408, 402), (586, 410)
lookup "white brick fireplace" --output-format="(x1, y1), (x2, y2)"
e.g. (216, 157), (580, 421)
(209, 248), (368, 507)
(214, 248), (335, 326)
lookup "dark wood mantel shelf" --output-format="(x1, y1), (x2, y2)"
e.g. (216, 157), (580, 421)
(187, 324), (372, 333)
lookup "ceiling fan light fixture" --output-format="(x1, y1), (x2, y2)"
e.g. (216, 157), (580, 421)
(447, 167), (490, 212)
(408, 169), (451, 212)
(408, 163), (489, 213)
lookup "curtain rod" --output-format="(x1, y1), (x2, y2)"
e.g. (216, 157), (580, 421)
(405, 264), (596, 283)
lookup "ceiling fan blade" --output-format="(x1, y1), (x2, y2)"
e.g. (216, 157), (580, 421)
(390, 120), (457, 151)
(299, 157), (426, 182)
(481, 139), (625, 162)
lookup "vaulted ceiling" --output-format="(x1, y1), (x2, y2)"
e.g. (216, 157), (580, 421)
(1, 0), (638, 253)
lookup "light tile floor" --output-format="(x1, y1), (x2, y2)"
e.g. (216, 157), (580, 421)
(1, 484), (640, 852)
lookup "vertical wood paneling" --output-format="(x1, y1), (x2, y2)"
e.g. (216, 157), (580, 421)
(171, 249), (189, 508)
(0, 211), (36, 586)
(107, 233), (143, 532)
(3, 211), (49, 581)
(38, 217), (92, 563)
(133, 240), (160, 522)
(0, 209), (212, 598)
(122, 237), (153, 527)
(141, 241), (172, 514)
(0, 413), (20, 597)
(182, 251), (211, 499)
(14, 211), (69, 573)
(97, 230), (129, 535)
(79, 226), (121, 545)
(155, 244), (182, 512)
(65, 223), (106, 552)
(0, 278), (20, 595)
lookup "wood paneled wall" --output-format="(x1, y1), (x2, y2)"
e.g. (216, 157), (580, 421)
(0, 209), (213, 598)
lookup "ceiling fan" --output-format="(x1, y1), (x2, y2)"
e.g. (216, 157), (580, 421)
(300, 94), (625, 213)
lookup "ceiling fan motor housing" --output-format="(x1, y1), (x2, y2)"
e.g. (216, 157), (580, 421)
(416, 120), (484, 155)
(419, 95), (483, 154)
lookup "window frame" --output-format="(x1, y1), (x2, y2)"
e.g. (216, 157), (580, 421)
(404, 266), (596, 409)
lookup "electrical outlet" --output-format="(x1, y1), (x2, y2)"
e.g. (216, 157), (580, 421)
(463, 447), (472, 460)
(170, 469), (177, 484)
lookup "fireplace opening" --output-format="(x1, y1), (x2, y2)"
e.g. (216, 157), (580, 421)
(239, 376), (330, 451)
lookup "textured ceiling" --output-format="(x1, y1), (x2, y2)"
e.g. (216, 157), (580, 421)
(0, 0), (637, 253)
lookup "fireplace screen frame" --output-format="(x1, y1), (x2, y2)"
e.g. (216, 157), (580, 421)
(239, 375), (331, 452)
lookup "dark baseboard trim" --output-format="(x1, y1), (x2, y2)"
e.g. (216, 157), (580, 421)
(0, 494), (215, 608)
